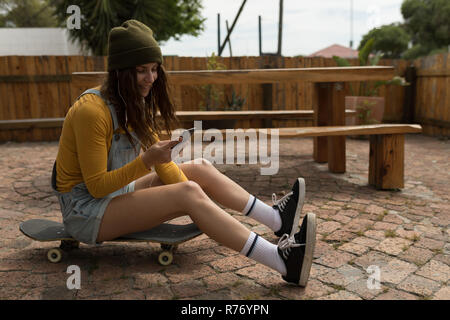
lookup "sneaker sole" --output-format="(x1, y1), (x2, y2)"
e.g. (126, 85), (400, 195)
(290, 178), (305, 237)
(299, 212), (316, 287)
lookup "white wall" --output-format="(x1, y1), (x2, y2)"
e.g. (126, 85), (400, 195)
(0, 28), (86, 55)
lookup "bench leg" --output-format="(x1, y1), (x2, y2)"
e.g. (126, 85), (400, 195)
(313, 82), (346, 172)
(369, 134), (404, 189)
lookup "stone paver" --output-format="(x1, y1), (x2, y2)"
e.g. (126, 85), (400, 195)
(374, 237), (413, 256)
(415, 260), (450, 282)
(399, 246), (434, 266)
(397, 275), (442, 297)
(0, 134), (449, 300)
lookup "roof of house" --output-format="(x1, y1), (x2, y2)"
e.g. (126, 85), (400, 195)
(0, 28), (85, 55)
(308, 44), (359, 59)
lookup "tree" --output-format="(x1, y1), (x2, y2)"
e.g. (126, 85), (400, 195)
(358, 0), (449, 59)
(358, 23), (410, 59)
(0, 0), (58, 27)
(51, 0), (205, 56)
(401, 0), (450, 58)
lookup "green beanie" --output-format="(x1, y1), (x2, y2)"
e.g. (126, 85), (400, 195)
(107, 19), (163, 71)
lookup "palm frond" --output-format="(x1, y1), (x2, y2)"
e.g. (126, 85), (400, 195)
(358, 38), (375, 66)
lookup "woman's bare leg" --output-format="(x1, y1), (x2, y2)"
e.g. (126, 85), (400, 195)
(97, 181), (250, 252)
(134, 159), (251, 212)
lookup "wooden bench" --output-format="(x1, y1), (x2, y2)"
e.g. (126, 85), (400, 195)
(161, 124), (421, 190)
(277, 124), (422, 190)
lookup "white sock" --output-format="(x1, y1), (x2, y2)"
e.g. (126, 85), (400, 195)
(240, 232), (287, 276)
(242, 195), (282, 232)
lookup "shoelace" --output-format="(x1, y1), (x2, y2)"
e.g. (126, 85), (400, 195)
(272, 191), (293, 211)
(277, 233), (305, 260)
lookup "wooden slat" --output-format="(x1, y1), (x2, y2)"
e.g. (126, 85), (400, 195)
(46, 56), (58, 141)
(28, 56), (41, 141)
(0, 57), (11, 141)
(174, 109), (355, 121)
(0, 74), (71, 82)
(275, 124), (422, 137)
(296, 57), (306, 111)
(0, 118), (65, 130)
(9, 56), (24, 141)
(416, 70), (450, 77)
(0, 57), (7, 121)
(283, 57), (295, 127)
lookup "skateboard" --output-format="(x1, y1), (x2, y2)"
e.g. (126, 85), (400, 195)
(19, 219), (203, 266)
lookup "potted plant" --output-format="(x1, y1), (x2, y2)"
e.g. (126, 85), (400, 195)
(333, 38), (409, 128)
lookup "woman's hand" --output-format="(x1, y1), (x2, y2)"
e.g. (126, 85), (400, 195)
(141, 137), (182, 169)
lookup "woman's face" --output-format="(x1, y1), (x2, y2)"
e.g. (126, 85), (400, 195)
(136, 62), (158, 97)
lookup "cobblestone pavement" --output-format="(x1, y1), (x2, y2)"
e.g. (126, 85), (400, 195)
(0, 134), (448, 300)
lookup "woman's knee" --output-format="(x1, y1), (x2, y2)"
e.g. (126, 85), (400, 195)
(176, 180), (212, 212)
(179, 180), (208, 200)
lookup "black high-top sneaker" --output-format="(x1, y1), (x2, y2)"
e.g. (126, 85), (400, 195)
(273, 178), (306, 237)
(277, 212), (316, 286)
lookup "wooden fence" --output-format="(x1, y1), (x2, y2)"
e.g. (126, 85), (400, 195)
(0, 56), (106, 141)
(413, 53), (450, 137)
(0, 54), (447, 142)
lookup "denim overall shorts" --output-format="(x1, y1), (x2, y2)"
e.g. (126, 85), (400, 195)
(51, 88), (141, 244)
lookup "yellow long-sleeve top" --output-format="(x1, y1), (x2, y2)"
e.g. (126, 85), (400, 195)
(55, 90), (187, 198)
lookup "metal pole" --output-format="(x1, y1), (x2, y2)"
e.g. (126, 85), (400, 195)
(226, 20), (232, 57)
(219, 0), (247, 56)
(217, 13), (221, 54)
(258, 15), (262, 56)
(277, 0), (283, 56)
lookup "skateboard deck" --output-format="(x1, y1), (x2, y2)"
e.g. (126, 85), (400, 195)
(20, 219), (203, 265)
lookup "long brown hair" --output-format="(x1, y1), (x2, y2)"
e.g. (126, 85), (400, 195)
(100, 64), (178, 151)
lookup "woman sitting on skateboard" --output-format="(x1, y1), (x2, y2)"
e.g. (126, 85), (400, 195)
(54, 19), (316, 286)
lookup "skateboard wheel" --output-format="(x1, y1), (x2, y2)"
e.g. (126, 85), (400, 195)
(158, 251), (173, 266)
(47, 248), (63, 263)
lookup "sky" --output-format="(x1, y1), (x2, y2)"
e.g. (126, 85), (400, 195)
(159, 0), (405, 57)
